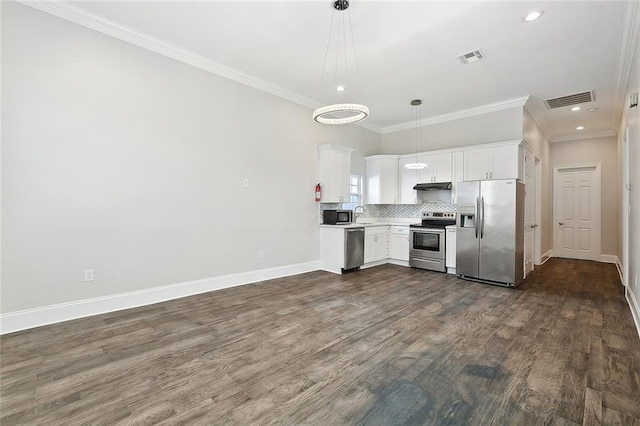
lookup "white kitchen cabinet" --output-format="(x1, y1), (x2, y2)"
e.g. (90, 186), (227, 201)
(389, 226), (410, 261)
(318, 144), (353, 203)
(451, 151), (464, 205)
(364, 226), (389, 264)
(398, 157), (421, 204)
(421, 152), (452, 183)
(398, 152), (453, 204)
(463, 143), (522, 182)
(319, 226), (346, 274)
(365, 155), (399, 204)
(445, 225), (456, 274)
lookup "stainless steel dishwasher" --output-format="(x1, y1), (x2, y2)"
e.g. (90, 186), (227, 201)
(344, 227), (365, 271)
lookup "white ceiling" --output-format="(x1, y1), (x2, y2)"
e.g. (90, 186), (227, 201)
(38, 1), (634, 141)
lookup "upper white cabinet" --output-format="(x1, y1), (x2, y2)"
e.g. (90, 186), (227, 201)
(318, 144), (353, 203)
(398, 152), (452, 204)
(365, 155), (399, 204)
(463, 143), (523, 181)
(398, 157), (421, 204)
(421, 152), (452, 183)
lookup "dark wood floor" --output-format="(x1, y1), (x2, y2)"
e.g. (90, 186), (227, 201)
(1, 259), (639, 425)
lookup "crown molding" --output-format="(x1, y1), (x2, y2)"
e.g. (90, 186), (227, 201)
(550, 129), (617, 144)
(613, 0), (640, 129)
(380, 95), (529, 135)
(18, 1), (383, 134)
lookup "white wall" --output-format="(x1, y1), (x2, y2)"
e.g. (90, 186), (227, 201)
(618, 5), (640, 333)
(1, 2), (380, 313)
(380, 107), (524, 154)
(549, 136), (620, 257)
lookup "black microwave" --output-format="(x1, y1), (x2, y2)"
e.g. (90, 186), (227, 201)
(323, 209), (353, 225)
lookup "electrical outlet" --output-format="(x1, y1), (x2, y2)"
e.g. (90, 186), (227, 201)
(84, 269), (94, 282)
(258, 250), (265, 259)
(243, 179), (249, 188)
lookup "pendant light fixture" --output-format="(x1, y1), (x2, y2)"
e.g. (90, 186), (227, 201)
(404, 99), (427, 170)
(313, 0), (369, 125)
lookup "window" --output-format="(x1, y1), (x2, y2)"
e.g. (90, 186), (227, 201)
(343, 175), (362, 210)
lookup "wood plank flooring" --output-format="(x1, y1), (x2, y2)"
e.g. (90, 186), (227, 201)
(1, 258), (639, 425)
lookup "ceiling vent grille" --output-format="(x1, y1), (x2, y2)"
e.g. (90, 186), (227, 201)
(457, 50), (484, 64)
(544, 91), (594, 109)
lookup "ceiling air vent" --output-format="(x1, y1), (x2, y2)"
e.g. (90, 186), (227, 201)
(544, 91), (594, 109)
(457, 50), (485, 64)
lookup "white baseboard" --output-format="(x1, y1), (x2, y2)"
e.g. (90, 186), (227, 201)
(626, 287), (640, 339)
(599, 255), (624, 285)
(600, 254), (619, 264)
(387, 259), (410, 268)
(540, 250), (553, 264)
(0, 260), (320, 335)
(360, 259), (389, 270)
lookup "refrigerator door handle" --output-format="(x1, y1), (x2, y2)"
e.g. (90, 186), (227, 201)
(480, 196), (485, 239)
(475, 196), (480, 238)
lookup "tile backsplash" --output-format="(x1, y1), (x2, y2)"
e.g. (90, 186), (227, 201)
(319, 202), (456, 219)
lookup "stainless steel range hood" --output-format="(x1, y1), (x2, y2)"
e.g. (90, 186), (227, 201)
(413, 182), (452, 191)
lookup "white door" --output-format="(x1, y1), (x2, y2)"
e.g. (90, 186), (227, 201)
(553, 165), (601, 261)
(523, 149), (535, 276)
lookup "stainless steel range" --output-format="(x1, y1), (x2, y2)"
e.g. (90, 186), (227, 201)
(410, 211), (457, 272)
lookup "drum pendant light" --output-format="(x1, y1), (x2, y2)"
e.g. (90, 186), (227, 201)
(313, 0), (369, 125)
(404, 99), (427, 170)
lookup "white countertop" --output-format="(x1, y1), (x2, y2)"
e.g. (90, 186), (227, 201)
(445, 225), (457, 230)
(319, 221), (413, 229)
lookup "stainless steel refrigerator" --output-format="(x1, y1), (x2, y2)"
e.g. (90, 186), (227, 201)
(456, 179), (525, 288)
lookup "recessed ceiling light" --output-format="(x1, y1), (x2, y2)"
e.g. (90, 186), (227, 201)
(571, 106), (581, 112)
(336, 85), (345, 92)
(576, 126), (585, 130)
(588, 108), (598, 112)
(523, 10), (544, 22)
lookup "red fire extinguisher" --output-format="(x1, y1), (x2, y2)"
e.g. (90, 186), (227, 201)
(315, 183), (322, 202)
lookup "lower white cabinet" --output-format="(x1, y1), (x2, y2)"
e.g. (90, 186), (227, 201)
(364, 226), (389, 264)
(389, 226), (410, 261)
(319, 226), (347, 274)
(445, 225), (456, 274)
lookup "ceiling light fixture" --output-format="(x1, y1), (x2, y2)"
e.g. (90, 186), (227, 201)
(571, 106), (581, 111)
(576, 126), (585, 130)
(404, 99), (427, 170)
(588, 108), (598, 112)
(313, 0), (369, 125)
(523, 10), (544, 22)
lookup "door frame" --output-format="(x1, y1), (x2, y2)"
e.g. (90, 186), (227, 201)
(552, 163), (602, 261)
(622, 127), (630, 286)
(534, 156), (542, 265)
(523, 148), (536, 275)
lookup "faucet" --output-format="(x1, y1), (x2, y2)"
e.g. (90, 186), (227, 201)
(353, 205), (365, 222)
